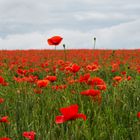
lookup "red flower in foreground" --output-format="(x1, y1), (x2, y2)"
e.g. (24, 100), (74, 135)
(137, 112), (140, 119)
(47, 36), (63, 46)
(0, 138), (11, 140)
(0, 116), (9, 124)
(55, 104), (86, 124)
(23, 131), (36, 140)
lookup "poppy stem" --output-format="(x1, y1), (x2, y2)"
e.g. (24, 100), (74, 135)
(94, 37), (96, 50)
(92, 37), (96, 60)
(63, 44), (67, 61)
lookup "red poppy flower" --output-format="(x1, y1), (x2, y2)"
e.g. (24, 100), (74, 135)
(23, 131), (36, 140)
(80, 89), (100, 97)
(79, 73), (90, 83)
(0, 116), (9, 124)
(80, 89), (102, 104)
(36, 80), (49, 88)
(17, 68), (27, 76)
(58, 84), (67, 90)
(127, 76), (131, 81)
(88, 77), (107, 90)
(121, 71), (126, 75)
(86, 63), (100, 72)
(97, 84), (107, 90)
(34, 88), (42, 94)
(0, 76), (4, 84)
(71, 63), (80, 73)
(113, 76), (122, 82)
(0, 76), (8, 86)
(0, 138), (11, 140)
(45, 76), (57, 82)
(111, 63), (120, 72)
(0, 98), (4, 104)
(137, 112), (140, 119)
(1, 82), (9, 86)
(137, 67), (140, 73)
(52, 85), (67, 91)
(55, 104), (86, 124)
(47, 36), (63, 46)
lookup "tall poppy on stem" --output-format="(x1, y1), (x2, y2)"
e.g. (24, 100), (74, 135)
(47, 36), (63, 50)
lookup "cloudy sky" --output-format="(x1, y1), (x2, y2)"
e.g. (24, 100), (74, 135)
(0, 0), (140, 50)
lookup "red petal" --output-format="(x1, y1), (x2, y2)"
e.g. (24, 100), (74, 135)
(60, 104), (78, 119)
(55, 115), (65, 124)
(47, 39), (54, 45)
(80, 89), (100, 96)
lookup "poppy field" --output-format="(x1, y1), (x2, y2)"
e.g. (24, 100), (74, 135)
(0, 48), (140, 140)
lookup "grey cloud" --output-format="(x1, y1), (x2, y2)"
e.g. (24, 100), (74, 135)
(0, 20), (140, 50)
(94, 20), (140, 49)
(0, 0), (140, 49)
